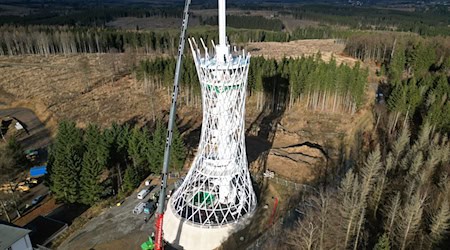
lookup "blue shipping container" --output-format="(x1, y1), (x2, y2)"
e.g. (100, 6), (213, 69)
(30, 166), (47, 177)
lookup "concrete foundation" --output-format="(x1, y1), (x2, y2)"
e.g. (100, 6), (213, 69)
(163, 198), (249, 250)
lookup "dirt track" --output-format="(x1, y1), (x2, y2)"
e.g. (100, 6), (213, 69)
(0, 107), (51, 150)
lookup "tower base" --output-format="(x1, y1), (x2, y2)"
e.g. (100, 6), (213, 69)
(163, 198), (251, 250)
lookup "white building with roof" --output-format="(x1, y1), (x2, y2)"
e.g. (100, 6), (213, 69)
(0, 223), (33, 250)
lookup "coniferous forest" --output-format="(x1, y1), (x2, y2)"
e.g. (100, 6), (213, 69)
(0, 25), (293, 56)
(345, 33), (450, 131)
(136, 55), (368, 114)
(47, 121), (186, 204)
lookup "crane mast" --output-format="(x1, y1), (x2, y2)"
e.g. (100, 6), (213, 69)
(154, 0), (191, 249)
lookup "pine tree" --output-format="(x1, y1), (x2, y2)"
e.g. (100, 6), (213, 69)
(122, 164), (140, 193)
(170, 125), (186, 171)
(410, 42), (436, 77)
(6, 138), (26, 167)
(128, 126), (145, 169)
(48, 121), (84, 203)
(150, 120), (166, 173)
(374, 233), (391, 250)
(389, 43), (406, 86)
(79, 124), (109, 205)
(140, 127), (153, 173)
(103, 123), (130, 193)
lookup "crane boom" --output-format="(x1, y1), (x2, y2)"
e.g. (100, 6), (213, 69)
(154, 0), (191, 249)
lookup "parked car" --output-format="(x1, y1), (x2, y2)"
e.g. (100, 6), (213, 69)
(31, 195), (44, 205)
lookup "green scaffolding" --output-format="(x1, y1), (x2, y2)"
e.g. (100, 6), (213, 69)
(205, 84), (242, 93)
(193, 191), (215, 206)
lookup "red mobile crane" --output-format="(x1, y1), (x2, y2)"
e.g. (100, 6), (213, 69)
(153, 0), (191, 249)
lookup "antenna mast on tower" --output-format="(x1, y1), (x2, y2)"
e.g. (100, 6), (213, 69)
(216, 0), (229, 62)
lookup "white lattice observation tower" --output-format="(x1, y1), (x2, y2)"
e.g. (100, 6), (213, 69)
(163, 1), (257, 248)
(169, 36), (257, 227)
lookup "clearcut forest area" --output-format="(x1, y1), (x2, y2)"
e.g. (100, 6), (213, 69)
(0, 1), (449, 250)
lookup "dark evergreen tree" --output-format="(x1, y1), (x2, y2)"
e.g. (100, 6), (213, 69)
(6, 137), (27, 167)
(150, 120), (166, 173)
(374, 233), (391, 250)
(389, 43), (406, 86)
(170, 125), (186, 171)
(128, 126), (145, 170)
(122, 164), (140, 193)
(80, 124), (109, 205)
(48, 121), (84, 203)
(138, 127), (152, 175)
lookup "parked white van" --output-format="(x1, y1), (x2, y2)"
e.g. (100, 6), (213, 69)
(133, 202), (147, 214)
(137, 189), (150, 200)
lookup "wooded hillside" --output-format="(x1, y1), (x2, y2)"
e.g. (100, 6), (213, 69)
(136, 55), (368, 114)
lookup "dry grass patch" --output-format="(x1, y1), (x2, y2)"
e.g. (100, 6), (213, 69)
(247, 39), (357, 66)
(0, 53), (168, 128)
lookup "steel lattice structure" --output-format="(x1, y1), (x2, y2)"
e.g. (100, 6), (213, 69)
(169, 0), (257, 227)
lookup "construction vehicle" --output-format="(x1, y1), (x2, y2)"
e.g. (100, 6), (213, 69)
(144, 201), (156, 215)
(142, 0), (192, 250)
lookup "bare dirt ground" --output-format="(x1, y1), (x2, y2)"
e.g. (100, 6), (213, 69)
(0, 53), (166, 130)
(58, 194), (154, 250)
(247, 39), (357, 65)
(0, 52), (266, 134)
(57, 179), (176, 250)
(266, 103), (374, 183)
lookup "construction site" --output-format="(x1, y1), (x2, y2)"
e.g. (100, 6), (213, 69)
(3, 0), (448, 249)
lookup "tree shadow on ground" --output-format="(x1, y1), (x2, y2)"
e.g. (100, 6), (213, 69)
(221, 74), (290, 249)
(47, 203), (89, 225)
(246, 74), (289, 188)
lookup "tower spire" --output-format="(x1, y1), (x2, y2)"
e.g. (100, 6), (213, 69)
(216, 0), (229, 62)
(219, 0), (226, 46)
